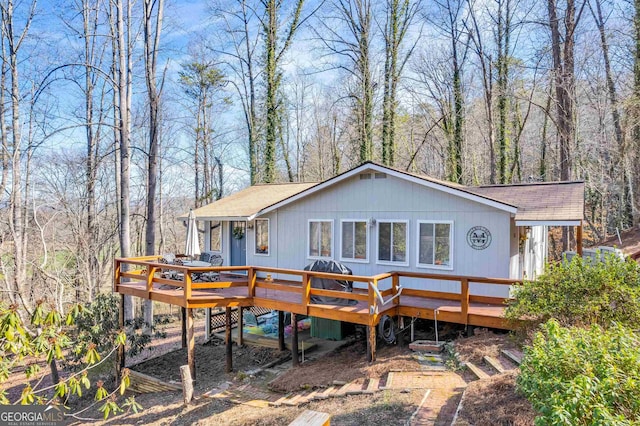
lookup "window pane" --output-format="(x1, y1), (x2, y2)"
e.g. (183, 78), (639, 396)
(378, 223), (391, 261)
(342, 222), (354, 258)
(392, 222), (406, 262)
(321, 222), (332, 257)
(210, 222), (222, 252)
(419, 223), (434, 264)
(309, 222), (319, 256)
(435, 223), (451, 265)
(256, 220), (268, 254)
(354, 222), (367, 259)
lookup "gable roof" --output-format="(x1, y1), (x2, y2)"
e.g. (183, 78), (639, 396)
(470, 181), (585, 224)
(253, 162), (518, 219)
(183, 162), (584, 225)
(180, 182), (316, 221)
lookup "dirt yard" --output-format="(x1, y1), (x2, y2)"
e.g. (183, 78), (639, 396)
(60, 323), (537, 425)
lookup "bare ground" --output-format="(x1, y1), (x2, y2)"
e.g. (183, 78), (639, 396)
(60, 324), (537, 425)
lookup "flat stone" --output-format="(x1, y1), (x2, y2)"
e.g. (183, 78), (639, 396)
(409, 340), (445, 353)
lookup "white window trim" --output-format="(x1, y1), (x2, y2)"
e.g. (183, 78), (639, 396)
(376, 219), (410, 267)
(210, 221), (223, 253)
(307, 219), (334, 260)
(416, 220), (454, 270)
(254, 218), (270, 256)
(339, 219), (369, 263)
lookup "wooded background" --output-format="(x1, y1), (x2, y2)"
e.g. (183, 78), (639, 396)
(1, 0), (638, 317)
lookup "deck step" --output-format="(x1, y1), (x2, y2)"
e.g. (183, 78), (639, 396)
(313, 386), (337, 400)
(298, 389), (322, 404)
(282, 392), (309, 406)
(363, 378), (380, 394)
(335, 381), (355, 397)
(465, 362), (490, 380)
(501, 349), (523, 365)
(483, 356), (505, 374)
(269, 394), (291, 407)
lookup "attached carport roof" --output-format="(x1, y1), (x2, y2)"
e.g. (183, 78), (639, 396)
(178, 182), (317, 221)
(470, 181), (585, 226)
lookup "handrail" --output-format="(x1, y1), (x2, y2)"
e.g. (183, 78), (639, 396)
(114, 258), (520, 327)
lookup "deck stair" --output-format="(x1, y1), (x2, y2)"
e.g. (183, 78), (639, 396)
(463, 362), (490, 380)
(483, 355), (506, 374)
(269, 378), (382, 407)
(501, 349), (523, 365)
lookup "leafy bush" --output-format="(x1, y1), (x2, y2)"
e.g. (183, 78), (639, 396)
(506, 254), (640, 333)
(0, 301), (140, 418)
(70, 294), (163, 367)
(518, 320), (640, 425)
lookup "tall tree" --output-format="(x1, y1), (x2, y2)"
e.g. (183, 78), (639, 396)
(110, 0), (134, 320)
(321, 0), (375, 163)
(262, 0), (305, 182)
(547, 0), (584, 182)
(217, 0), (261, 184)
(143, 0), (165, 328)
(589, 0), (634, 227)
(381, 0), (419, 166)
(179, 61), (226, 206)
(0, 0), (37, 312)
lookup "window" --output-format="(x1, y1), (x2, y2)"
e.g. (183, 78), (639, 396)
(309, 220), (333, 258)
(417, 221), (453, 268)
(341, 220), (368, 262)
(255, 219), (269, 255)
(210, 221), (222, 252)
(377, 221), (408, 264)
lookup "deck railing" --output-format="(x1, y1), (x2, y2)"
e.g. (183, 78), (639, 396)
(114, 256), (521, 328)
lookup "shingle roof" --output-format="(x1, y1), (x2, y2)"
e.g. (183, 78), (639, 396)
(182, 162), (584, 224)
(180, 182), (317, 220)
(469, 181), (585, 222)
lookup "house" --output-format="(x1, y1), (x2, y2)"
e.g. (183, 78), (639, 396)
(182, 162), (584, 298)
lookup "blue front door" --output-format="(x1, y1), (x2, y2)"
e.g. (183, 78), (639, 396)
(230, 221), (247, 266)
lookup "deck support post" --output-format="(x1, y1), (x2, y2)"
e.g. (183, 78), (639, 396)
(466, 325), (475, 337)
(186, 308), (196, 381)
(181, 307), (187, 348)
(291, 313), (299, 367)
(116, 293), (125, 379)
(237, 307), (244, 347)
(576, 223), (583, 256)
(225, 307), (233, 373)
(278, 311), (285, 351)
(366, 325), (376, 362)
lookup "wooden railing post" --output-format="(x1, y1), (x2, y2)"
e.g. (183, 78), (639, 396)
(146, 266), (157, 299)
(184, 270), (192, 305)
(302, 272), (311, 309)
(114, 259), (121, 292)
(367, 279), (378, 362)
(392, 273), (400, 306)
(248, 267), (255, 297)
(461, 278), (469, 325)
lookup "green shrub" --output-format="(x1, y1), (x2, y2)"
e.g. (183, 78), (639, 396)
(518, 320), (640, 425)
(506, 254), (640, 333)
(70, 294), (164, 368)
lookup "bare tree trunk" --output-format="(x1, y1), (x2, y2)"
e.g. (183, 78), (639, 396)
(547, 0), (584, 250)
(111, 0), (134, 320)
(142, 0), (165, 328)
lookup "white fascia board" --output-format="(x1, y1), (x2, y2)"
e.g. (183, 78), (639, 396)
(178, 215), (250, 222)
(256, 163), (517, 217)
(516, 220), (581, 226)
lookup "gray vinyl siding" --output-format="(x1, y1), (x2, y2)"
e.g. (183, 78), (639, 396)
(242, 174), (513, 297)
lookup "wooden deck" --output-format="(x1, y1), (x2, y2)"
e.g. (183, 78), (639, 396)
(114, 256), (517, 329)
(114, 256), (520, 370)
